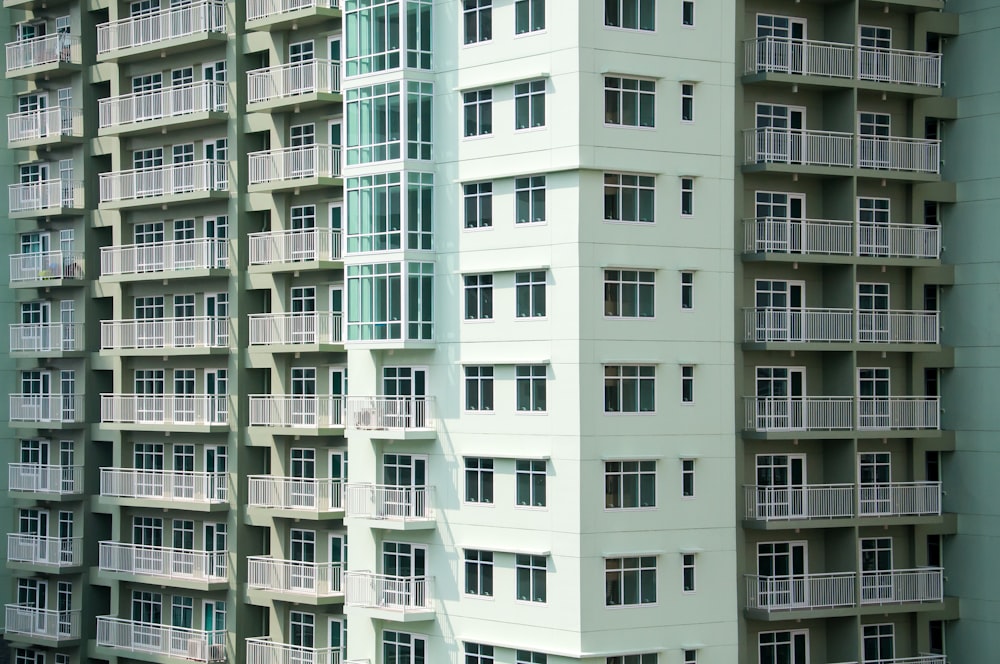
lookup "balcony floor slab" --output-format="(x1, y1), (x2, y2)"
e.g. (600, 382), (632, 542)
(246, 259), (344, 276)
(742, 429), (947, 441)
(8, 134), (84, 150)
(745, 597), (949, 623)
(6, 632), (81, 648)
(247, 425), (346, 439)
(347, 428), (437, 442)
(5, 61), (81, 81)
(245, 6), (341, 31)
(246, 91), (341, 114)
(247, 343), (345, 358)
(9, 420), (85, 431)
(96, 32), (228, 64)
(741, 252), (942, 269)
(99, 189), (229, 211)
(10, 205), (85, 220)
(10, 350), (88, 360)
(98, 110), (228, 138)
(245, 587), (344, 608)
(99, 268), (230, 285)
(8, 489), (84, 503)
(345, 606), (435, 623)
(345, 516), (436, 532)
(742, 513), (946, 531)
(98, 422), (229, 434)
(742, 341), (943, 353)
(89, 640), (209, 664)
(94, 494), (230, 514)
(245, 506), (345, 526)
(99, 347), (229, 358)
(10, 278), (85, 290)
(7, 560), (83, 575)
(90, 566), (228, 593)
(248, 175), (343, 195)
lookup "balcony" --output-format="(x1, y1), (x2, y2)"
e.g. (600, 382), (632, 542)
(5, 35), (81, 78)
(7, 534), (82, 567)
(100, 238), (228, 281)
(246, 60), (340, 112)
(5, 605), (80, 642)
(9, 464), (82, 496)
(744, 482), (942, 524)
(8, 107), (83, 148)
(745, 397), (939, 434)
(100, 468), (227, 506)
(10, 323), (84, 355)
(101, 317), (229, 354)
(248, 228), (342, 270)
(99, 160), (228, 209)
(246, 0), (339, 29)
(99, 81), (227, 136)
(246, 639), (338, 664)
(9, 394), (83, 426)
(743, 128), (940, 176)
(344, 483), (435, 530)
(99, 541), (227, 587)
(96, 0), (226, 62)
(249, 313), (343, 351)
(742, 218), (940, 261)
(743, 309), (939, 346)
(248, 146), (342, 192)
(858, 46), (942, 88)
(9, 180), (84, 217)
(96, 617), (225, 663)
(247, 476), (343, 519)
(10, 252), (84, 287)
(100, 394), (228, 431)
(343, 572), (434, 621)
(345, 396), (436, 440)
(246, 557), (343, 603)
(248, 396), (344, 436)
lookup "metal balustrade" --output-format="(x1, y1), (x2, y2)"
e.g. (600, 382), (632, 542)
(859, 46), (941, 87)
(859, 221), (941, 259)
(100, 468), (227, 503)
(859, 136), (940, 174)
(9, 464), (82, 494)
(97, 617), (226, 662)
(247, 60), (340, 104)
(246, 0), (338, 21)
(857, 397), (940, 430)
(744, 309), (938, 344)
(344, 484), (434, 522)
(10, 323), (84, 353)
(100, 160), (228, 203)
(743, 218), (940, 259)
(345, 396), (435, 431)
(9, 394), (82, 423)
(249, 228), (341, 264)
(8, 107), (82, 142)
(247, 557), (342, 596)
(248, 146), (342, 184)
(746, 572), (856, 611)
(858, 482), (941, 517)
(246, 639), (338, 664)
(5, 605), (80, 640)
(101, 238), (228, 275)
(99, 541), (227, 580)
(6, 34), (81, 72)
(746, 482), (941, 521)
(744, 127), (854, 167)
(860, 568), (943, 605)
(7, 534), (82, 566)
(101, 316), (229, 350)
(745, 397), (939, 432)
(97, 0), (226, 54)
(248, 395), (343, 428)
(249, 313), (342, 346)
(248, 476), (342, 512)
(10, 252), (84, 283)
(343, 572), (433, 613)
(9, 180), (82, 212)
(100, 394), (228, 426)
(857, 311), (939, 344)
(100, 81), (227, 129)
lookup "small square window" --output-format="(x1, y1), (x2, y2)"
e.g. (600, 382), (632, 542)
(682, 1), (695, 27)
(681, 459), (695, 497)
(682, 553), (696, 592)
(681, 84), (694, 122)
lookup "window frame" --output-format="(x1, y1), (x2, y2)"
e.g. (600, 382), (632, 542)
(515, 175), (547, 224)
(463, 0), (493, 45)
(680, 271), (694, 310)
(604, 460), (657, 510)
(463, 181), (494, 229)
(515, 553), (547, 603)
(681, 365), (694, 404)
(464, 365), (495, 413)
(680, 177), (694, 217)
(463, 89), (493, 138)
(681, 1), (695, 27)
(514, 79), (546, 130)
(464, 457), (495, 504)
(603, 0), (656, 32)
(515, 459), (547, 508)
(681, 83), (694, 123)
(515, 270), (547, 319)
(605, 555), (658, 607)
(682, 553), (696, 593)
(604, 269), (656, 318)
(515, 364), (547, 413)
(604, 76), (656, 128)
(514, 0), (545, 35)
(463, 549), (495, 598)
(464, 274), (494, 321)
(681, 459), (696, 498)
(603, 172), (656, 224)
(604, 365), (656, 414)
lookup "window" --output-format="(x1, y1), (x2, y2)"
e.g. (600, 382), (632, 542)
(681, 366), (694, 403)
(681, 84), (694, 122)
(514, 0), (544, 34)
(516, 365), (547, 412)
(345, 83), (400, 165)
(683, 651), (697, 664)
(515, 271), (546, 318)
(515, 176), (546, 224)
(515, 554), (547, 602)
(608, 656), (658, 664)
(606, 556), (657, 606)
(463, 182), (493, 229)
(463, 90), (493, 137)
(605, 0), (654, 31)
(681, 459), (695, 497)
(604, 270), (655, 318)
(680, 272), (693, 309)
(516, 653), (546, 664)
(514, 80), (546, 129)
(465, 457), (494, 503)
(464, 274), (494, 320)
(605, 77), (655, 127)
(680, 178), (694, 216)
(605, 460), (656, 509)
(605, 365), (656, 413)
(465, 366), (494, 412)
(682, 554), (696, 592)
(463, 0), (492, 44)
(464, 550), (494, 597)
(682, 1), (694, 26)
(604, 173), (655, 223)
(516, 460), (546, 507)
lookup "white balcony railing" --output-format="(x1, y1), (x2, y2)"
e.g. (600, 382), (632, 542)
(247, 0), (337, 20)
(859, 136), (940, 174)
(248, 476), (343, 512)
(345, 396), (435, 431)
(744, 127), (854, 168)
(743, 218), (941, 260)
(100, 81), (227, 129)
(744, 309), (939, 344)
(10, 323), (84, 353)
(344, 572), (433, 613)
(744, 37), (854, 79)
(859, 46), (941, 88)
(859, 221), (942, 259)
(8, 107), (82, 143)
(100, 394), (228, 426)
(744, 484), (855, 521)
(858, 482), (941, 517)
(9, 180), (82, 213)
(745, 397), (939, 432)
(10, 252), (84, 283)
(746, 573), (856, 611)
(7, 534), (82, 566)
(857, 311), (939, 344)
(249, 313), (343, 346)
(857, 397), (940, 430)
(6, 34), (81, 72)
(100, 160), (228, 203)
(247, 557), (342, 596)
(101, 238), (228, 275)
(247, 59), (340, 104)
(101, 316), (229, 350)
(5, 605), (80, 640)
(9, 464), (82, 495)
(97, 617), (225, 662)
(344, 484), (434, 523)
(97, 0), (226, 54)
(100, 468), (227, 503)
(860, 568), (943, 605)
(248, 146), (342, 184)
(249, 228), (341, 265)
(246, 639), (338, 664)
(99, 541), (227, 580)
(248, 396), (343, 428)
(9, 394), (82, 423)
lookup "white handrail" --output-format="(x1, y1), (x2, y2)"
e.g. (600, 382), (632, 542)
(5, 605), (80, 639)
(246, 638), (338, 664)
(247, 60), (340, 104)
(247, 557), (342, 596)
(343, 572), (433, 612)
(344, 483), (434, 522)
(248, 146), (341, 183)
(858, 482), (941, 517)
(100, 159), (228, 203)
(744, 484), (854, 520)
(10, 323), (84, 353)
(8, 464), (82, 494)
(745, 573), (856, 611)
(100, 81), (227, 129)
(743, 308), (853, 343)
(859, 46), (941, 87)
(248, 395), (343, 428)
(9, 179), (82, 212)
(9, 394), (82, 423)
(857, 397), (940, 430)
(99, 541), (227, 580)
(10, 251), (84, 282)
(100, 394), (228, 425)
(345, 396), (436, 431)
(6, 34), (80, 72)
(860, 567), (943, 605)
(101, 238), (228, 275)
(249, 313), (343, 345)
(248, 476), (343, 511)
(100, 467), (228, 502)
(743, 218), (940, 259)
(8, 107), (82, 142)
(744, 127), (854, 167)
(97, 0), (226, 53)
(249, 228), (341, 264)
(858, 136), (940, 174)
(101, 316), (229, 350)
(744, 397), (854, 432)
(97, 617), (226, 662)
(744, 36), (854, 78)
(246, 0), (338, 21)
(7, 534), (82, 566)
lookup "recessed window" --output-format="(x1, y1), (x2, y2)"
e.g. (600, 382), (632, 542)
(608, 655), (658, 664)
(515, 554), (547, 602)
(681, 365), (694, 403)
(604, 269), (655, 318)
(604, 0), (654, 31)
(605, 77), (655, 127)
(604, 173), (655, 223)
(464, 274), (493, 320)
(465, 366), (494, 412)
(605, 556), (657, 606)
(466, 643), (495, 663)
(463, 0), (492, 45)
(463, 90), (493, 137)
(516, 651), (547, 664)
(680, 177), (694, 216)
(516, 365), (547, 412)
(682, 1), (695, 27)
(681, 84), (694, 122)
(515, 80), (546, 129)
(605, 460), (656, 509)
(465, 457), (494, 503)
(514, 0), (545, 34)
(681, 459), (695, 497)
(515, 271), (546, 318)
(683, 650), (697, 664)
(515, 175), (546, 223)
(680, 272), (694, 310)
(464, 550), (494, 597)
(516, 459), (546, 507)
(464, 182), (493, 229)
(605, 365), (656, 413)
(682, 554), (696, 592)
